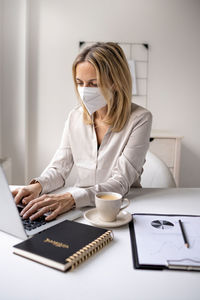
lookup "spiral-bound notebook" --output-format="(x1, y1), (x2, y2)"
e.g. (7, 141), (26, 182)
(13, 219), (113, 271)
(129, 213), (200, 271)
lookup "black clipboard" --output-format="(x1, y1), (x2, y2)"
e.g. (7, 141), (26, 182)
(129, 213), (200, 271)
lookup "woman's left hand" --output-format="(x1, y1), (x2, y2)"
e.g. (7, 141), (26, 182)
(20, 193), (75, 221)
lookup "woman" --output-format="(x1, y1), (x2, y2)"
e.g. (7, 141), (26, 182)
(13, 42), (152, 221)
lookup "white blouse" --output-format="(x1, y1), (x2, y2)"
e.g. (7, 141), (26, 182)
(34, 103), (152, 208)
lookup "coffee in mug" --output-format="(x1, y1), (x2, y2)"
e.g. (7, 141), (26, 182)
(95, 192), (130, 222)
(97, 194), (119, 200)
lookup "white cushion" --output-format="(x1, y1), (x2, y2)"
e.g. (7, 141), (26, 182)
(141, 151), (176, 188)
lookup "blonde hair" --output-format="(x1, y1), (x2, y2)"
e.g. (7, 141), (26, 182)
(72, 42), (132, 132)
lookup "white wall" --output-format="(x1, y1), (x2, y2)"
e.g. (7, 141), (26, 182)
(1, 0), (27, 183)
(0, 0), (3, 157)
(1, 0), (200, 187)
(26, 0), (77, 182)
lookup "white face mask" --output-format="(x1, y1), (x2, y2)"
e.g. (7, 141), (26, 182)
(78, 86), (107, 115)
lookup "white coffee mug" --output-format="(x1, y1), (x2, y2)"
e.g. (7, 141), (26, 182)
(95, 192), (130, 222)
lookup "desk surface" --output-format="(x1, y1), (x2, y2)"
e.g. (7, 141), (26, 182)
(1, 188), (200, 300)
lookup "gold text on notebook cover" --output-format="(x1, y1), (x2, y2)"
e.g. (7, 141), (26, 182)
(44, 238), (69, 249)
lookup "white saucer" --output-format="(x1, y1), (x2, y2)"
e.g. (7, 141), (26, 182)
(84, 208), (132, 228)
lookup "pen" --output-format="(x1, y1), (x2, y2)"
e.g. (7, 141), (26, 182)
(178, 219), (189, 248)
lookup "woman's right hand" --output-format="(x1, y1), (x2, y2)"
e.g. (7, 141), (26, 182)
(12, 183), (42, 206)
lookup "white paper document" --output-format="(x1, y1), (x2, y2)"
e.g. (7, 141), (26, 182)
(133, 214), (200, 268)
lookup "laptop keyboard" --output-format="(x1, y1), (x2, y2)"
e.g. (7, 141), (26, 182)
(17, 206), (47, 231)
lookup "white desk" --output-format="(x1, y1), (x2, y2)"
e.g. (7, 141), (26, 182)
(1, 188), (200, 300)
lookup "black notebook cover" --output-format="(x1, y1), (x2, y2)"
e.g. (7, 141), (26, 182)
(13, 220), (113, 271)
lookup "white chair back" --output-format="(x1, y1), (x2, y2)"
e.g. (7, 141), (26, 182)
(141, 151), (176, 188)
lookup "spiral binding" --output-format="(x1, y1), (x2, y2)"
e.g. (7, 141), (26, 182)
(66, 230), (113, 270)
